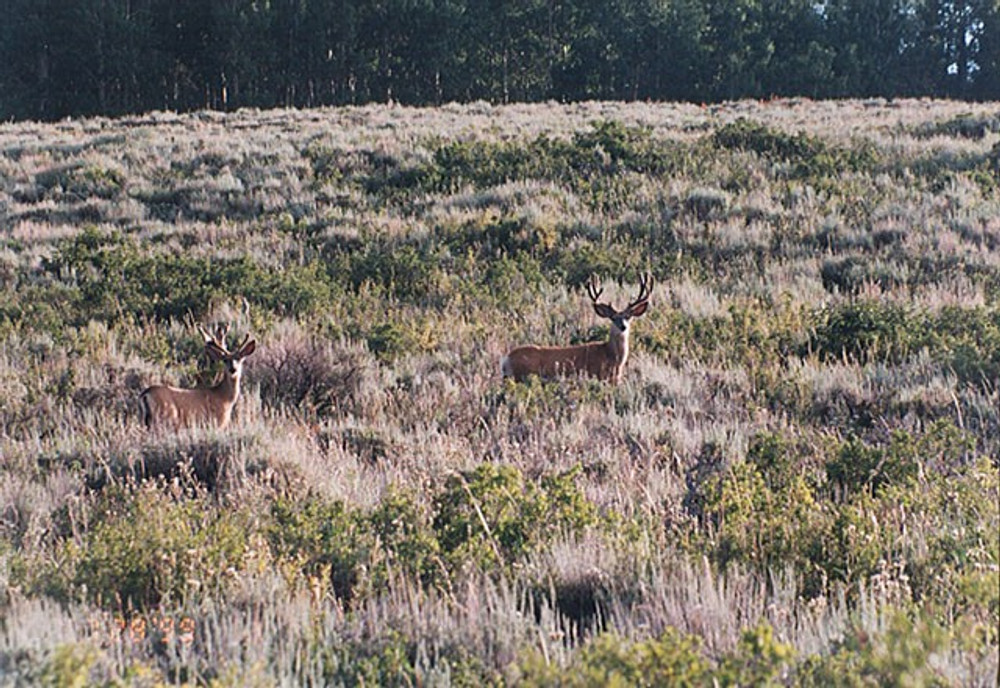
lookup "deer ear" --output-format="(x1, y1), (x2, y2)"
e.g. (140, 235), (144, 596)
(593, 303), (617, 319)
(628, 301), (649, 318)
(237, 339), (256, 358)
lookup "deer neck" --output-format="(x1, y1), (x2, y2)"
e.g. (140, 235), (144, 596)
(211, 370), (241, 404)
(606, 329), (630, 368)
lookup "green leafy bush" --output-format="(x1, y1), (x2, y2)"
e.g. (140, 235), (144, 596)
(926, 305), (1000, 385)
(268, 496), (370, 601)
(826, 420), (973, 497)
(35, 163), (125, 201)
(20, 483), (253, 612)
(367, 490), (445, 589)
(519, 622), (793, 687)
(37, 227), (333, 326)
(798, 612), (950, 687)
(432, 464), (600, 572)
(519, 627), (711, 687)
(695, 458), (827, 584)
(718, 623), (796, 687)
(424, 120), (686, 197)
(713, 118), (879, 180)
(364, 319), (437, 361)
(810, 300), (915, 364)
(913, 113), (1000, 140)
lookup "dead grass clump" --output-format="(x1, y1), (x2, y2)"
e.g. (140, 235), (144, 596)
(252, 323), (377, 419)
(75, 427), (304, 499)
(683, 186), (729, 221)
(912, 112), (1000, 140)
(70, 365), (146, 419)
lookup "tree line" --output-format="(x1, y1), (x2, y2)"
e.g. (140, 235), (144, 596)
(2, 0), (998, 122)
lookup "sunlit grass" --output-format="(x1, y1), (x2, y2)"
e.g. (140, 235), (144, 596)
(0, 98), (997, 685)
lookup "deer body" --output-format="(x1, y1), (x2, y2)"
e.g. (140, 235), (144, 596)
(501, 274), (651, 384)
(140, 325), (256, 430)
(501, 336), (630, 383)
(141, 376), (242, 429)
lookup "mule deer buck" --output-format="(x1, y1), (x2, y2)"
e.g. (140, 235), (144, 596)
(501, 274), (653, 384)
(140, 324), (257, 429)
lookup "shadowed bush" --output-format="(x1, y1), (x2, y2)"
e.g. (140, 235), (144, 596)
(713, 118), (880, 183)
(253, 330), (374, 417)
(37, 227), (334, 326)
(14, 482), (256, 612)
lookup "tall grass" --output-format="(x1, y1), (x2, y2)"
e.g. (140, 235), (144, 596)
(1, 99), (998, 685)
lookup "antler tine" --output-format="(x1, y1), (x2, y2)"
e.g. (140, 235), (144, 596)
(216, 323), (231, 349)
(199, 322), (233, 352)
(586, 274), (605, 304)
(627, 272), (654, 310)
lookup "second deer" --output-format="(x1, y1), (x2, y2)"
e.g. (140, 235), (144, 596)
(501, 274), (653, 384)
(140, 324), (257, 430)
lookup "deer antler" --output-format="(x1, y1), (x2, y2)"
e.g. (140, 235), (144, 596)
(587, 275), (605, 305)
(199, 323), (232, 353)
(625, 273), (653, 314)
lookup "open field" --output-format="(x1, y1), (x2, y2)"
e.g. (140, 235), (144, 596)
(0, 99), (998, 685)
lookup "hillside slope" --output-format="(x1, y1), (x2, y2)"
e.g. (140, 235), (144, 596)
(0, 99), (997, 685)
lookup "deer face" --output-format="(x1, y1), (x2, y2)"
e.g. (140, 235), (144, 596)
(206, 338), (256, 378)
(594, 299), (648, 335)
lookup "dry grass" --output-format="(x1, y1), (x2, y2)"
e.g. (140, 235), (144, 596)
(0, 99), (997, 685)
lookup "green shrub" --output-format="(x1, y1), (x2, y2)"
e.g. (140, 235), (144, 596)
(424, 120), (686, 198)
(347, 241), (442, 302)
(810, 300), (915, 364)
(713, 118), (878, 180)
(364, 319), (437, 361)
(714, 118), (826, 162)
(37, 644), (99, 688)
(520, 622), (793, 688)
(718, 623), (796, 687)
(819, 424), (995, 607)
(746, 431), (796, 492)
(519, 627), (711, 687)
(432, 464), (600, 572)
(268, 496), (370, 601)
(319, 631), (417, 687)
(488, 375), (614, 424)
(642, 299), (803, 370)
(367, 490), (444, 589)
(826, 421), (974, 497)
(35, 163), (125, 201)
(879, 454), (998, 614)
(21, 483), (254, 612)
(696, 459), (826, 581)
(798, 612), (950, 687)
(38, 227), (333, 326)
(913, 113), (1000, 140)
(926, 305), (1000, 385)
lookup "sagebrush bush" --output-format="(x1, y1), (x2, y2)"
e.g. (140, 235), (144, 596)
(253, 327), (375, 417)
(17, 482), (256, 612)
(432, 464), (602, 573)
(1, 100), (997, 685)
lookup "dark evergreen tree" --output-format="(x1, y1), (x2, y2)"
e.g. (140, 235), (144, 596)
(0, 0), (995, 120)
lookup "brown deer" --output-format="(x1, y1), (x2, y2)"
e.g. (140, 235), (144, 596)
(501, 274), (653, 384)
(140, 324), (257, 430)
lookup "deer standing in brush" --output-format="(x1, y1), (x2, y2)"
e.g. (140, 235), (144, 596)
(140, 324), (256, 430)
(501, 274), (653, 384)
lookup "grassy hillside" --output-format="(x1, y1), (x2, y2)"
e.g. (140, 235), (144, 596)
(1, 99), (998, 685)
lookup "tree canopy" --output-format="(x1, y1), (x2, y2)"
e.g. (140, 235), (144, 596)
(1, 0), (997, 121)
